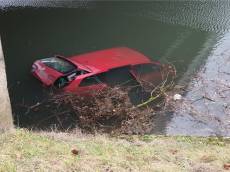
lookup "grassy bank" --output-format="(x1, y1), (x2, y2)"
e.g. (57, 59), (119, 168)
(0, 129), (230, 172)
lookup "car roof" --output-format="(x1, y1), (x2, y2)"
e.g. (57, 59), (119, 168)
(68, 47), (152, 72)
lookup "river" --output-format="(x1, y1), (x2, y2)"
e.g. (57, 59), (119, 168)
(0, 1), (230, 136)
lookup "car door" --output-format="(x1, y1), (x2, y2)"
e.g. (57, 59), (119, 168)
(77, 75), (107, 95)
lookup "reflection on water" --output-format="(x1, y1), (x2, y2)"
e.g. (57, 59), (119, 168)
(134, 1), (230, 33)
(1, 1), (230, 135)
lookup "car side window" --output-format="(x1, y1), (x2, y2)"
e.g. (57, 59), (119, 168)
(79, 76), (101, 87)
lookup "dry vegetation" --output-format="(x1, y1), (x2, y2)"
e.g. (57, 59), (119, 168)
(48, 87), (156, 134)
(22, 83), (174, 134)
(0, 129), (230, 172)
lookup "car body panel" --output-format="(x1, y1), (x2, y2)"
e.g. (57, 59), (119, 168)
(68, 47), (153, 72)
(32, 60), (63, 86)
(31, 47), (173, 94)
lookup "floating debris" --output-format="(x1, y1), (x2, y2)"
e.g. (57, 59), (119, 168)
(173, 94), (182, 101)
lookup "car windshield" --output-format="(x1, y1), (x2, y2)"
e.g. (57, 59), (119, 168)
(41, 57), (76, 74)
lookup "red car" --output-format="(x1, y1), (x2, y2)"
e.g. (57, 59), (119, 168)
(31, 47), (174, 94)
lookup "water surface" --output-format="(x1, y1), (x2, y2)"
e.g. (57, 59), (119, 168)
(1, 1), (230, 135)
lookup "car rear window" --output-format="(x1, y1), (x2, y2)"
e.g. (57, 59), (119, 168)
(79, 66), (138, 87)
(79, 76), (102, 87)
(41, 57), (76, 74)
(98, 66), (137, 87)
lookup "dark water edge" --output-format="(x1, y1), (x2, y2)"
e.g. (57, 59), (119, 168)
(0, 6), (213, 102)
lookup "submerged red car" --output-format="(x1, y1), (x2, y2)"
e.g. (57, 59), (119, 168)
(31, 47), (174, 94)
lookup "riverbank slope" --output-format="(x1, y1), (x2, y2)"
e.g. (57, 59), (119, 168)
(0, 129), (230, 171)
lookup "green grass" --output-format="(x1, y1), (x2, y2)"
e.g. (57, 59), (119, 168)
(0, 129), (230, 172)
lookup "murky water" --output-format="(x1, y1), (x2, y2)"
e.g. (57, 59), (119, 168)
(1, 1), (230, 135)
(167, 32), (230, 136)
